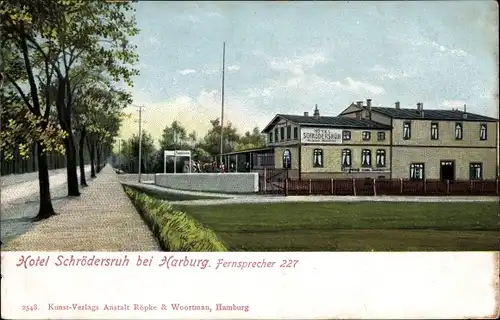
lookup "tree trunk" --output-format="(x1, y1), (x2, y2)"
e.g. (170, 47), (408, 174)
(55, 77), (79, 196)
(87, 137), (96, 178)
(79, 128), (87, 187)
(63, 134), (80, 196)
(96, 144), (101, 173)
(34, 142), (56, 221)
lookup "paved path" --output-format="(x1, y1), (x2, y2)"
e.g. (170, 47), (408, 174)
(1, 165), (92, 242)
(1, 165), (91, 204)
(122, 181), (236, 199)
(2, 165), (160, 251)
(126, 183), (499, 206)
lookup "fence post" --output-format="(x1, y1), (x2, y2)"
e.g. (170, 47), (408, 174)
(373, 178), (377, 196)
(423, 179), (427, 194)
(400, 178), (403, 194)
(469, 180), (473, 194)
(496, 178), (499, 195)
(331, 179), (334, 195)
(263, 168), (267, 192)
(309, 179), (312, 195)
(353, 178), (357, 196)
(285, 178), (289, 197)
(446, 179), (450, 195)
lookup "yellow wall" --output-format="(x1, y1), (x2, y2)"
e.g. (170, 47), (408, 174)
(391, 119), (497, 148)
(300, 145), (391, 173)
(266, 119), (300, 146)
(274, 146), (299, 169)
(345, 128), (391, 146)
(391, 147), (497, 180)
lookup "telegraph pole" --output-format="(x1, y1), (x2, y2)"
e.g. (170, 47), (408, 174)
(137, 105), (145, 182)
(219, 42), (226, 165)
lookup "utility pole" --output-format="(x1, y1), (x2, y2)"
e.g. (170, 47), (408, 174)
(136, 105), (145, 182)
(219, 41), (226, 165)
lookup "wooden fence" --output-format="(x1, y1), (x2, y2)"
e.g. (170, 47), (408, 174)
(259, 178), (500, 196)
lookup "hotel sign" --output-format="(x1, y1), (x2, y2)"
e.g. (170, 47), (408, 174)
(301, 128), (343, 144)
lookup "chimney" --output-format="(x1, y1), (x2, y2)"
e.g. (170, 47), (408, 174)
(395, 101), (400, 109)
(463, 104), (467, 113)
(313, 104), (320, 118)
(417, 102), (423, 111)
(304, 112), (309, 117)
(463, 104), (468, 119)
(357, 101), (363, 108)
(366, 98), (372, 120)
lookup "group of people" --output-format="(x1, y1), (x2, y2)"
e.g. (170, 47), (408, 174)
(182, 160), (251, 173)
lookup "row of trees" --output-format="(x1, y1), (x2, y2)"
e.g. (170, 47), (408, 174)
(1, 0), (137, 220)
(115, 119), (266, 173)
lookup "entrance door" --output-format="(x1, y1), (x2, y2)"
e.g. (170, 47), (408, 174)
(440, 160), (455, 181)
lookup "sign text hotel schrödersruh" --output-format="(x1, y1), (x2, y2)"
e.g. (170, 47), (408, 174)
(301, 127), (343, 144)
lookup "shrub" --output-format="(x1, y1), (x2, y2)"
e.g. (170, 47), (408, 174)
(124, 187), (227, 252)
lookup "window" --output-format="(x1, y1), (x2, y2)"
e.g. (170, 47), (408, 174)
(430, 122), (439, 140)
(377, 132), (386, 141)
(409, 163), (425, 180)
(280, 127), (285, 141)
(268, 132), (273, 143)
(274, 128), (278, 142)
(480, 124), (487, 140)
(286, 126), (291, 140)
(469, 163), (483, 180)
(342, 130), (351, 141)
(361, 149), (372, 167)
(293, 127), (298, 140)
(362, 131), (371, 141)
(313, 149), (323, 168)
(403, 121), (411, 139)
(455, 123), (463, 140)
(376, 149), (386, 167)
(341, 149), (352, 167)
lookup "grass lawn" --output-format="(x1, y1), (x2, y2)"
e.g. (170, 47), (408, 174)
(175, 202), (500, 251)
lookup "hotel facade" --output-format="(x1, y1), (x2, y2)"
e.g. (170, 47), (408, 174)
(220, 99), (499, 181)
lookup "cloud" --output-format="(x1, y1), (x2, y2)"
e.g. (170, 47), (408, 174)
(429, 41), (467, 57)
(256, 51), (384, 99)
(246, 87), (272, 98)
(227, 65), (240, 72)
(119, 90), (270, 145)
(179, 69), (196, 75)
(207, 12), (222, 18)
(145, 36), (160, 46)
(175, 14), (199, 23)
(277, 73), (386, 96)
(403, 37), (468, 57)
(369, 64), (416, 80)
(269, 52), (328, 76)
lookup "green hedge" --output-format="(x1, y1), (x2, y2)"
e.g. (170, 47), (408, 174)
(124, 187), (227, 252)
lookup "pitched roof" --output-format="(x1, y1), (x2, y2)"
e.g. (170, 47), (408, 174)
(261, 114), (391, 133)
(370, 107), (498, 122)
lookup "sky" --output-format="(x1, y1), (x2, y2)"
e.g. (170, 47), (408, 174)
(118, 1), (499, 144)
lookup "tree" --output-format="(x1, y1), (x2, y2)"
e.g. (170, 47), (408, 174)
(119, 131), (156, 173)
(159, 120), (190, 151)
(1, 5), (68, 219)
(4, 0), (139, 196)
(198, 118), (240, 157)
(234, 126), (266, 151)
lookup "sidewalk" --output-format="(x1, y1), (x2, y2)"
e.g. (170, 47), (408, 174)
(2, 165), (160, 251)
